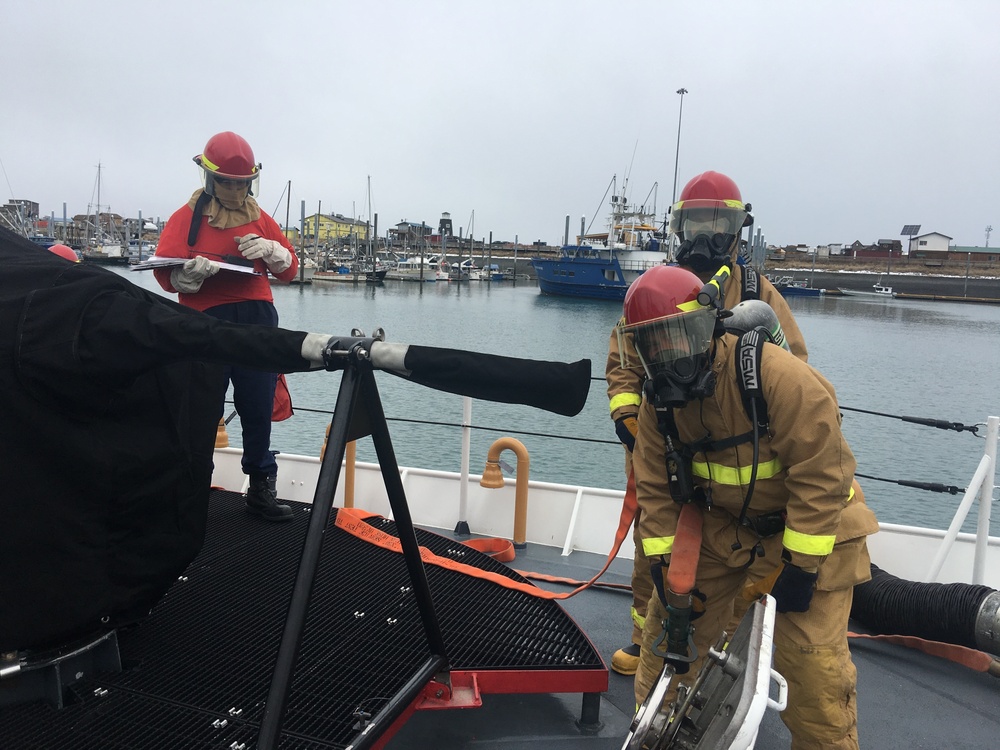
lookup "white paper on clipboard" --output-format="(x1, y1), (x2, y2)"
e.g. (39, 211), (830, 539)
(130, 256), (260, 275)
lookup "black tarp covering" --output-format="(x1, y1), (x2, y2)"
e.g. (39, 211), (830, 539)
(0, 227), (313, 652)
(400, 345), (591, 417)
(0, 225), (592, 652)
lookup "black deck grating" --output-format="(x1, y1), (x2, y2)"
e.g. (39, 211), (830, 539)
(0, 490), (603, 749)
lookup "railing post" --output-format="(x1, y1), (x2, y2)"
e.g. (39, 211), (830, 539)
(927, 454), (992, 582)
(455, 397), (472, 535)
(973, 415), (999, 584)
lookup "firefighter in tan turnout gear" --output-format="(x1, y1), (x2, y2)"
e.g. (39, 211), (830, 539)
(606, 171), (809, 675)
(622, 264), (878, 749)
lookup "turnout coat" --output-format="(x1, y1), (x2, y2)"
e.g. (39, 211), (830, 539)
(633, 334), (879, 577)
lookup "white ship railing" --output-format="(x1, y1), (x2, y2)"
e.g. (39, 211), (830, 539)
(927, 414), (997, 584)
(213, 402), (1000, 589)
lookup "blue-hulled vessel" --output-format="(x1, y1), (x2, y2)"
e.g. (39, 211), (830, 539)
(532, 176), (668, 300)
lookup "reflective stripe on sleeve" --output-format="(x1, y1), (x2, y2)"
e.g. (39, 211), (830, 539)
(691, 457), (783, 484)
(609, 392), (642, 414)
(782, 527), (836, 556)
(642, 536), (674, 556)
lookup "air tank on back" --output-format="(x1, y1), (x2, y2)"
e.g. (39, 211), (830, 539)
(725, 299), (790, 351)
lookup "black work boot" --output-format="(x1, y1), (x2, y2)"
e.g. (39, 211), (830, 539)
(245, 476), (293, 522)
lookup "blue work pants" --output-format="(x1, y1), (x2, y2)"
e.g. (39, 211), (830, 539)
(204, 301), (280, 479)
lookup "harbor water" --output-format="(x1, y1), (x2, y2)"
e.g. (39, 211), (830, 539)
(120, 269), (1000, 536)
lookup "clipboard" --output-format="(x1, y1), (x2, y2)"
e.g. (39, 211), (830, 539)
(130, 256), (261, 275)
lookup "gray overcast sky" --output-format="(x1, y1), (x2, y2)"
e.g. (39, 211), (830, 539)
(2, 0), (997, 248)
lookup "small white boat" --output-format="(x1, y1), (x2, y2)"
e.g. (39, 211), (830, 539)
(449, 258), (482, 281)
(840, 277), (895, 297)
(385, 253), (448, 281)
(873, 278), (894, 295)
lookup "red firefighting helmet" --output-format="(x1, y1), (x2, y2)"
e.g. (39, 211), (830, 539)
(623, 265), (703, 325)
(668, 171), (751, 241)
(620, 265), (717, 372)
(193, 132), (261, 180)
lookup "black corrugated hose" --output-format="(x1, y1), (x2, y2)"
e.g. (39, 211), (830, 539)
(851, 564), (994, 650)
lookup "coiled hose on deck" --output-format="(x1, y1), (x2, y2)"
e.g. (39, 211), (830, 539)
(851, 563), (1000, 656)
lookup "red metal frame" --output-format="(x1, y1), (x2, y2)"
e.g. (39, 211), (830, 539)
(371, 666), (608, 748)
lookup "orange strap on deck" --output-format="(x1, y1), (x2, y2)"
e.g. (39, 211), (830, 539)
(334, 471), (639, 601)
(848, 631), (1000, 676)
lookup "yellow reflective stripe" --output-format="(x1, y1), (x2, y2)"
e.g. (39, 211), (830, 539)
(848, 485), (855, 501)
(642, 536), (674, 556)
(673, 199), (745, 211)
(691, 458), (783, 484)
(782, 527), (836, 556)
(631, 606), (646, 630)
(609, 392), (642, 414)
(677, 298), (704, 312)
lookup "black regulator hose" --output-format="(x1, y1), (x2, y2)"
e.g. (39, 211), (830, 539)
(851, 564), (1000, 657)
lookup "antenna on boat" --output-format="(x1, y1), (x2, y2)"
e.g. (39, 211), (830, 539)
(584, 175), (615, 237)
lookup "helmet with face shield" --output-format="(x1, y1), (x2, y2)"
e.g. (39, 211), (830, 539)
(618, 265), (719, 407)
(668, 171), (751, 274)
(193, 131), (262, 203)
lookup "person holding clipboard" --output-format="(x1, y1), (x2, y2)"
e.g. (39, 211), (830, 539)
(154, 131), (300, 521)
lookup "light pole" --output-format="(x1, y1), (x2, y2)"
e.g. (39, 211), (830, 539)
(668, 87), (688, 260)
(969, 225), (993, 297)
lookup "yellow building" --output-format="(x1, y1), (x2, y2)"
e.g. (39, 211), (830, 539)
(304, 213), (369, 244)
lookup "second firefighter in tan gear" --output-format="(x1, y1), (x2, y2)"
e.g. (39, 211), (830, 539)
(606, 171), (808, 675)
(624, 265), (878, 749)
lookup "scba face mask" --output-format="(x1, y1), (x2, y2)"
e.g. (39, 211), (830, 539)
(675, 232), (737, 274)
(621, 306), (718, 407)
(645, 352), (716, 408)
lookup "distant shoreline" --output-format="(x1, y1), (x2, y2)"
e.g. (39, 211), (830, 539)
(759, 268), (1000, 300)
(353, 251), (1000, 298)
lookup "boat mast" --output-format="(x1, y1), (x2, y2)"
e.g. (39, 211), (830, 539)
(95, 162), (103, 244)
(367, 175), (373, 263)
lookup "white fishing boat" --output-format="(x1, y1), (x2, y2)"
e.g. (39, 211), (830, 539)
(449, 257), (483, 281)
(840, 275), (895, 297)
(872, 276), (894, 295)
(385, 253), (448, 281)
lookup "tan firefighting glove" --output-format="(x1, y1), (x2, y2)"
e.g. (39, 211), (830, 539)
(614, 414), (639, 452)
(236, 234), (293, 273)
(742, 552), (818, 613)
(170, 256), (219, 293)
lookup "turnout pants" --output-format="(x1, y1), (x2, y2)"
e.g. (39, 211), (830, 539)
(634, 511), (871, 750)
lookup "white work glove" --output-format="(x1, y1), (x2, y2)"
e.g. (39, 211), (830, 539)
(170, 256), (220, 293)
(236, 234), (293, 273)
